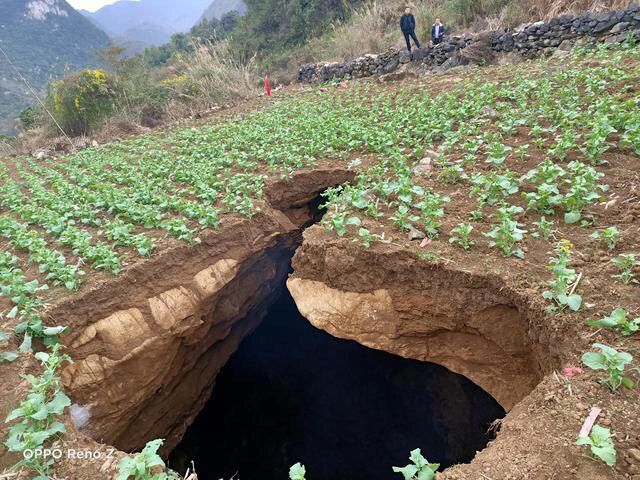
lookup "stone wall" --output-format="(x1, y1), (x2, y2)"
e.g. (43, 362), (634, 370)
(298, 3), (640, 83)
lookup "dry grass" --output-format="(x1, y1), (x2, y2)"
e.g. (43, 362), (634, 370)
(308, 1), (401, 61)
(0, 137), (18, 156)
(528, 0), (633, 20)
(172, 40), (260, 115)
(268, 0), (441, 80)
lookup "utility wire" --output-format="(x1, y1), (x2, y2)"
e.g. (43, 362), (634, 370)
(0, 42), (75, 151)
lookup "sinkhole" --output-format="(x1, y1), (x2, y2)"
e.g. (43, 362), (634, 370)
(168, 286), (505, 480)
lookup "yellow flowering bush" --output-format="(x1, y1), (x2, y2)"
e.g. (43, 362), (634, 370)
(49, 69), (116, 135)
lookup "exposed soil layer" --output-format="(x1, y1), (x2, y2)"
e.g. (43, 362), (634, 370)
(0, 166), (355, 478)
(52, 167), (355, 455)
(2, 53), (640, 480)
(168, 288), (504, 480)
(288, 226), (640, 479)
(288, 248), (546, 410)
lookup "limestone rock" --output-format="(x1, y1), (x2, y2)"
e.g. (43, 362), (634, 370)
(412, 157), (432, 175)
(33, 149), (49, 160)
(610, 21), (630, 33)
(193, 259), (239, 299)
(399, 49), (412, 64)
(408, 226), (426, 241)
(71, 308), (148, 349)
(148, 287), (199, 331)
(558, 39), (574, 51)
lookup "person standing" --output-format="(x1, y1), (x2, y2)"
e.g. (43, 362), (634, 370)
(400, 6), (421, 53)
(432, 17), (444, 45)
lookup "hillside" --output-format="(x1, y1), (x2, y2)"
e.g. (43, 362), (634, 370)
(0, 0), (110, 135)
(82, 0), (213, 47)
(1, 26), (640, 479)
(201, 0), (246, 21)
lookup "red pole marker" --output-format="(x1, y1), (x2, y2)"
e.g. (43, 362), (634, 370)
(264, 74), (272, 97)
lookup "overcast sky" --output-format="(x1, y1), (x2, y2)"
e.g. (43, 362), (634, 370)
(66, 0), (133, 12)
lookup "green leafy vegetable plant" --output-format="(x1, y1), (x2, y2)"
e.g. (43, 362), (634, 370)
(587, 308), (640, 336)
(563, 162), (607, 224)
(392, 448), (439, 480)
(449, 223), (474, 250)
(581, 343), (635, 391)
(5, 344), (72, 479)
(576, 424), (616, 466)
(117, 439), (178, 480)
(289, 463), (307, 480)
(532, 216), (556, 241)
(611, 253), (639, 284)
(543, 240), (582, 313)
(591, 226), (620, 251)
(0, 330), (18, 363)
(483, 205), (527, 258)
(354, 228), (379, 248)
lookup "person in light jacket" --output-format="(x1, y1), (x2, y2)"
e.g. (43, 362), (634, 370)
(432, 17), (444, 45)
(400, 6), (421, 53)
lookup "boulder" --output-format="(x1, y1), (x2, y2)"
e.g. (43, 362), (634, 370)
(382, 58), (400, 74)
(399, 49), (412, 64)
(34, 150), (49, 160)
(610, 22), (631, 34)
(408, 226), (426, 241)
(412, 156), (433, 175)
(593, 17), (619, 34)
(412, 47), (430, 61)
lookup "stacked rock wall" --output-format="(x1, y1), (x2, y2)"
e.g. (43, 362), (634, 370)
(298, 3), (640, 83)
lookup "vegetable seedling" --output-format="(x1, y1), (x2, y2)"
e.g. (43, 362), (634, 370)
(576, 424), (616, 466)
(587, 308), (640, 336)
(581, 343), (635, 392)
(393, 449), (439, 480)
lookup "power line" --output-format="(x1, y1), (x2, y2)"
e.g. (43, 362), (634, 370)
(0, 43), (75, 151)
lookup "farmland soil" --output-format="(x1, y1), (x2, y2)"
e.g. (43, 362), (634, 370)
(0, 63), (639, 480)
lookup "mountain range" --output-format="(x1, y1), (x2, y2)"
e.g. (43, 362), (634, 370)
(0, 0), (110, 134)
(0, 0), (247, 134)
(81, 0), (245, 49)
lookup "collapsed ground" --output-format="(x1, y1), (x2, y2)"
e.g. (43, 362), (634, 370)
(0, 40), (639, 479)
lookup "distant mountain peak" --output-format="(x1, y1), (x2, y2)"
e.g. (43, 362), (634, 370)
(25, 0), (70, 21)
(201, 0), (246, 21)
(0, 0), (110, 134)
(80, 0), (242, 50)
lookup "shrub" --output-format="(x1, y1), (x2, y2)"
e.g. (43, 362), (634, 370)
(19, 106), (38, 131)
(49, 69), (116, 135)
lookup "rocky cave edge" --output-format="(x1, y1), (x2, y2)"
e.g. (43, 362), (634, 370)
(45, 167), (556, 473)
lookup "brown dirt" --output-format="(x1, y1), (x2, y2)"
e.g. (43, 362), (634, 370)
(284, 58), (640, 480)
(0, 165), (355, 479)
(1, 53), (639, 480)
(289, 224), (640, 479)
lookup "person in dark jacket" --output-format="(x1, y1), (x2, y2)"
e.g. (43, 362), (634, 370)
(400, 7), (420, 53)
(432, 17), (444, 45)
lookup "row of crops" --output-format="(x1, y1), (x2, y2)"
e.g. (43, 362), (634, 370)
(0, 40), (638, 360)
(0, 39), (639, 476)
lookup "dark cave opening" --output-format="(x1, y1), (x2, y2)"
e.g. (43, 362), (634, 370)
(168, 287), (505, 480)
